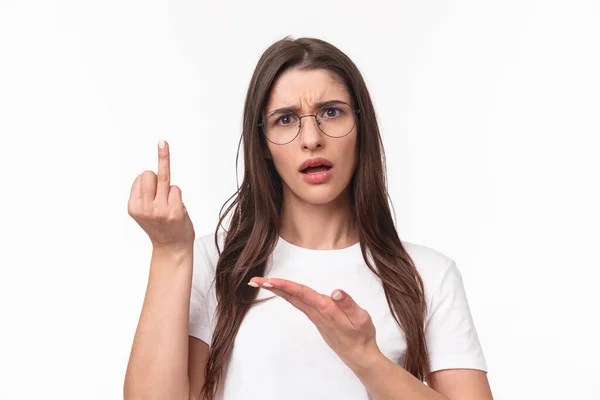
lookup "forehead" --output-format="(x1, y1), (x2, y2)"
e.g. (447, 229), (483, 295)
(265, 68), (351, 113)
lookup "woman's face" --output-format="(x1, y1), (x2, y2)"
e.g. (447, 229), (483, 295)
(263, 68), (358, 206)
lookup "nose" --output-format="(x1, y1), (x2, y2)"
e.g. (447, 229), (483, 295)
(298, 115), (324, 150)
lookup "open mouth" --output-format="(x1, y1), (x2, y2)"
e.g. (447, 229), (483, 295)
(301, 165), (332, 174)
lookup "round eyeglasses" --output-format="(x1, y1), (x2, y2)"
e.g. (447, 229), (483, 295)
(259, 101), (360, 145)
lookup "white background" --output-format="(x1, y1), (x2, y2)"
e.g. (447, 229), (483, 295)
(1, 0), (599, 399)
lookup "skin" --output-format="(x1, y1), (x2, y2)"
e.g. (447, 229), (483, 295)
(247, 277), (494, 400)
(252, 68), (494, 399)
(125, 140), (203, 399)
(125, 68), (493, 399)
(263, 68), (360, 249)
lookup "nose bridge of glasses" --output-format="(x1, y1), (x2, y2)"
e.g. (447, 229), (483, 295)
(298, 113), (321, 130)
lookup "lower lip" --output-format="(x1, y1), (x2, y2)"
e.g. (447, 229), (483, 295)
(301, 168), (332, 184)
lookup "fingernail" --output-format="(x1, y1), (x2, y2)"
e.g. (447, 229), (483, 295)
(247, 281), (259, 287)
(158, 139), (166, 149)
(332, 291), (343, 301)
(263, 282), (273, 288)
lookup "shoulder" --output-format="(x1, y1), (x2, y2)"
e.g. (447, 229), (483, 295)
(191, 230), (226, 283)
(400, 240), (459, 301)
(195, 230), (226, 262)
(401, 241), (487, 373)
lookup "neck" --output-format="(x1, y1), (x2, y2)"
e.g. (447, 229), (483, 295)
(278, 186), (359, 250)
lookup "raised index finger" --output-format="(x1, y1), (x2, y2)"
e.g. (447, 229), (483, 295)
(156, 139), (170, 201)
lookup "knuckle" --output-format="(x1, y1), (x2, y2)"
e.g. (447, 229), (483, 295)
(127, 206), (136, 217)
(167, 211), (183, 222)
(150, 205), (168, 219)
(317, 295), (330, 309)
(340, 297), (352, 308)
(357, 313), (371, 327)
(169, 185), (182, 197)
(298, 287), (308, 300)
(158, 172), (169, 182)
(141, 207), (154, 219)
(321, 306), (335, 319)
(127, 200), (138, 215)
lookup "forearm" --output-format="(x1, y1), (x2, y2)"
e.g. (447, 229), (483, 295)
(124, 245), (194, 400)
(351, 351), (448, 400)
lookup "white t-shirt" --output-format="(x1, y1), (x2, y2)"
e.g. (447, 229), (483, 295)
(189, 231), (487, 399)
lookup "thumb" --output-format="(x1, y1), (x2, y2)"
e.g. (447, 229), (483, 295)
(331, 289), (364, 322)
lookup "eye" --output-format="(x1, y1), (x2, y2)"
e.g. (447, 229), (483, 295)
(320, 107), (342, 119)
(275, 113), (298, 126)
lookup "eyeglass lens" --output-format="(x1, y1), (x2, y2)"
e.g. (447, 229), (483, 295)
(263, 102), (356, 145)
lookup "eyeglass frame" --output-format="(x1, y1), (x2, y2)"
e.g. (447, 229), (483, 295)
(257, 100), (360, 145)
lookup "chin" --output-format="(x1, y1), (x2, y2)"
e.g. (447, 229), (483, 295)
(296, 185), (348, 206)
(280, 174), (352, 206)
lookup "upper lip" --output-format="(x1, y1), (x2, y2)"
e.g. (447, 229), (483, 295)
(298, 157), (333, 172)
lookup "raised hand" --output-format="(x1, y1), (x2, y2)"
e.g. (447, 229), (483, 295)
(128, 139), (195, 250)
(248, 277), (382, 373)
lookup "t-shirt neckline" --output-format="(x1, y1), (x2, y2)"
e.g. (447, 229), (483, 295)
(276, 235), (361, 256)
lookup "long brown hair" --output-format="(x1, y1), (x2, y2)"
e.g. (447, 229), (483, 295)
(201, 36), (430, 399)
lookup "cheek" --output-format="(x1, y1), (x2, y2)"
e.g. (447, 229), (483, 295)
(269, 148), (294, 177)
(339, 136), (358, 173)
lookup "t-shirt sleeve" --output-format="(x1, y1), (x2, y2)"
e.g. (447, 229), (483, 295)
(425, 259), (488, 373)
(188, 236), (215, 346)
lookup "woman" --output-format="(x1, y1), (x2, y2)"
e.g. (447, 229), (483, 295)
(124, 37), (493, 400)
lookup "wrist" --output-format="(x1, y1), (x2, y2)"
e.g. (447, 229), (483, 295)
(347, 344), (387, 376)
(152, 243), (194, 265)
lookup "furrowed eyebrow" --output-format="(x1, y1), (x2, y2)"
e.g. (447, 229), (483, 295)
(266, 100), (348, 115)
